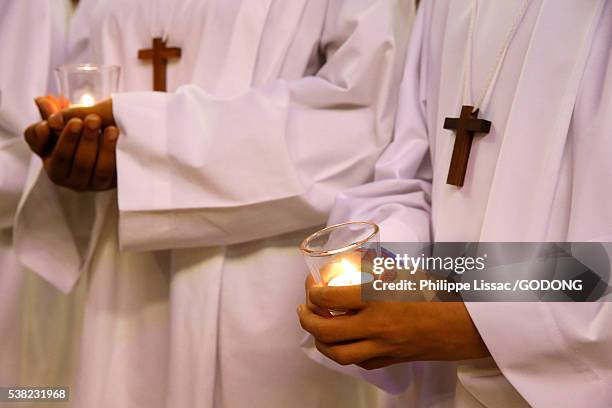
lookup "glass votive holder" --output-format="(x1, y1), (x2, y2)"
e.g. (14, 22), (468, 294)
(300, 221), (381, 286)
(55, 64), (120, 107)
(300, 222), (381, 315)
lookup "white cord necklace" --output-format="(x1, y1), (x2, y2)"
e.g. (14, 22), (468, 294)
(464, 0), (531, 112)
(444, 0), (531, 187)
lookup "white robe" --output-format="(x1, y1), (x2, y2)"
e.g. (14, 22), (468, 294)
(327, 0), (612, 406)
(0, 0), (84, 395)
(14, 0), (415, 406)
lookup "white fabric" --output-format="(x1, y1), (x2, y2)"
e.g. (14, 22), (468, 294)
(0, 0), (83, 397)
(14, 0), (415, 406)
(0, 0), (51, 228)
(328, 0), (612, 407)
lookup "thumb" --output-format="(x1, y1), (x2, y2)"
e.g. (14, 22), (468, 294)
(61, 98), (115, 127)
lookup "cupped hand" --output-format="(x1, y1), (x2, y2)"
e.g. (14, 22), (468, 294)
(24, 97), (119, 191)
(298, 277), (490, 370)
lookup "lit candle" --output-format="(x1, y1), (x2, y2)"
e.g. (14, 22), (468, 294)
(79, 92), (96, 107)
(326, 258), (373, 287)
(71, 92), (96, 108)
(56, 64), (119, 109)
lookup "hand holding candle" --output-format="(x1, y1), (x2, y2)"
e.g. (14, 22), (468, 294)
(298, 287), (490, 368)
(24, 100), (119, 191)
(299, 222), (490, 367)
(23, 64), (120, 191)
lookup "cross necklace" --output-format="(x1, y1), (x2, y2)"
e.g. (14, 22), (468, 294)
(444, 0), (530, 187)
(138, 1), (181, 92)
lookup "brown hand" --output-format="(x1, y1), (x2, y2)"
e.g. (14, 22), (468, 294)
(92, 126), (119, 191)
(24, 97), (119, 191)
(24, 97), (64, 157)
(64, 115), (102, 190)
(298, 279), (490, 370)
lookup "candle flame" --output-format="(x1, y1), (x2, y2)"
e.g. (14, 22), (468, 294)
(79, 93), (96, 107)
(340, 259), (359, 274)
(326, 258), (367, 287)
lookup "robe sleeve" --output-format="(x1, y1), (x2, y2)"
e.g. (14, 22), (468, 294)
(328, 0), (432, 244)
(305, 3), (432, 394)
(112, 0), (412, 251)
(0, 0), (58, 229)
(11, 0), (88, 294)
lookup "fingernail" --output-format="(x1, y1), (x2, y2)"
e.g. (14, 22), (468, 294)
(48, 113), (63, 129)
(86, 116), (101, 130)
(107, 128), (119, 142)
(71, 121), (83, 133)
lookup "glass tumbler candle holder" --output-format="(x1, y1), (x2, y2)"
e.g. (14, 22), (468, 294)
(301, 220), (381, 283)
(55, 64), (120, 107)
(300, 222), (381, 315)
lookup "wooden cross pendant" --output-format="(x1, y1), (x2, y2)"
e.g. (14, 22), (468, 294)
(138, 38), (182, 92)
(443, 105), (492, 187)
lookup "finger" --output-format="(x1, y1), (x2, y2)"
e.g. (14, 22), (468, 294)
(92, 126), (119, 191)
(45, 95), (59, 105)
(45, 118), (82, 185)
(24, 123), (38, 152)
(309, 284), (367, 311)
(297, 304), (370, 343)
(45, 95), (62, 110)
(34, 121), (52, 156)
(24, 121), (50, 157)
(47, 112), (64, 132)
(45, 111), (66, 153)
(45, 112), (67, 156)
(307, 296), (333, 318)
(35, 96), (61, 119)
(315, 339), (389, 366)
(67, 115), (101, 190)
